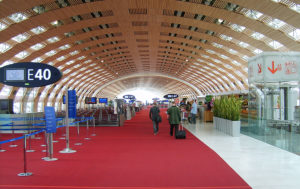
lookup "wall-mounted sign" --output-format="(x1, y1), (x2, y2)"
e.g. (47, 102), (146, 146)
(123, 95), (135, 99)
(0, 62), (62, 88)
(44, 106), (57, 133)
(163, 94), (178, 99)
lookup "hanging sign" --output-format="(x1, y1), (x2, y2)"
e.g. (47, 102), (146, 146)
(44, 106), (57, 133)
(248, 52), (300, 84)
(0, 62), (62, 88)
(68, 90), (77, 119)
(163, 94), (178, 99)
(123, 95), (135, 99)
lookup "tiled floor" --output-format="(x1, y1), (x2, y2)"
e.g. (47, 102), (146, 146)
(183, 121), (300, 189)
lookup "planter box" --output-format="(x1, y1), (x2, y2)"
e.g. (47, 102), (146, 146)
(213, 116), (240, 137)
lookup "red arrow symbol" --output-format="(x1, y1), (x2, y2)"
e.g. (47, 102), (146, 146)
(268, 61), (278, 74)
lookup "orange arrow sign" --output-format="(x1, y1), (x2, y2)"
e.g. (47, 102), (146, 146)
(268, 61), (278, 74)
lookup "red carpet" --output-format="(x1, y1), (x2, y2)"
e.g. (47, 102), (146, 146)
(0, 108), (251, 189)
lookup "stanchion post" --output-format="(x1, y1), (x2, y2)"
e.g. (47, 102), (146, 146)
(9, 123), (18, 147)
(60, 90), (76, 153)
(26, 124), (35, 152)
(84, 119), (91, 140)
(74, 120), (82, 146)
(18, 134), (32, 176)
(91, 117), (96, 136)
(43, 133), (58, 161)
(0, 132), (6, 152)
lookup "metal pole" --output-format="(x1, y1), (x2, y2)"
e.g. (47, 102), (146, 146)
(74, 121), (82, 145)
(18, 135), (32, 176)
(9, 123), (18, 147)
(44, 133), (58, 161)
(0, 132), (6, 152)
(84, 119), (91, 140)
(60, 89), (76, 153)
(42, 132), (49, 159)
(91, 118), (96, 136)
(26, 124), (35, 152)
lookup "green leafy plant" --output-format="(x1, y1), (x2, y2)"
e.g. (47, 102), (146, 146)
(213, 96), (242, 121)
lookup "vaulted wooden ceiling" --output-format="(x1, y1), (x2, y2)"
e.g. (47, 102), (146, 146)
(0, 0), (299, 111)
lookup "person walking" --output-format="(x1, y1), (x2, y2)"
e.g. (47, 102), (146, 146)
(190, 99), (198, 124)
(167, 101), (181, 137)
(149, 102), (160, 135)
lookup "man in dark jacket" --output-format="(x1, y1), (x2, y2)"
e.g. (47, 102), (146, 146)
(149, 102), (160, 135)
(167, 101), (181, 137)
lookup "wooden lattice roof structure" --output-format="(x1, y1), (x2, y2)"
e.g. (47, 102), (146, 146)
(0, 0), (300, 111)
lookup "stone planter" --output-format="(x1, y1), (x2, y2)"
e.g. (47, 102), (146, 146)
(213, 116), (240, 137)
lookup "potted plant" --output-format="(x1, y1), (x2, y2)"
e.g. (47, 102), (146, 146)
(213, 96), (242, 137)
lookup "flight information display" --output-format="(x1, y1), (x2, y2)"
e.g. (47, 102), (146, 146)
(163, 94), (178, 99)
(5, 69), (25, 81)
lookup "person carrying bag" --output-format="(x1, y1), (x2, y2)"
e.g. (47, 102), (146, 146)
(149, 102), (161, 135)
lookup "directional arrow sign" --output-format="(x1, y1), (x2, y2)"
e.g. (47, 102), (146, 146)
(268, 61), (278, 74)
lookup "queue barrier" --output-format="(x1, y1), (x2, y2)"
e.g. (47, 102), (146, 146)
(0, 116), (95, 176)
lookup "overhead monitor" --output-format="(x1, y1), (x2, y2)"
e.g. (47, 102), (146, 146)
(99, 98), (108, 103)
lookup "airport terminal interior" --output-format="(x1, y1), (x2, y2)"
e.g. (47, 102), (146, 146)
(1, 0), (300, 188)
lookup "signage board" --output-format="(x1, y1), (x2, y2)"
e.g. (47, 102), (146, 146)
(68, 90), (76, 118)
(248, 52), (300, 84)
(163, 94), (178, 99)
(0, 62), (62, 88)
(123, 95), (135, 99)
(44, 106), (57, 133)
(99, 98), (108, 103)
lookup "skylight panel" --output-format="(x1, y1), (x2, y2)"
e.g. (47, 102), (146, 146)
(63, 69), (71, 74)
(230, 24), (246, 32)
(288, 29), (300, 40)
(77, 56), (86, 60)
(32, 57), (44, 62)
(242, 55), (249, 61)
(290, 4), (300, 13)
(268, 41), (283, 49)
(84, 60), (92, 64)
(244, 9), (263, 20)
(0, 43), (11, 53)
(8, 12), (28, 23)
(12, 33), (30, 43)
(213, 59), (222, 63)
(31, 26), (46, 34)
(74, 64), (81, 68)
(206, 49), (215, 54)
(224, 64), (233, 69)
(212, 42), (223, 48)
(45, 50), (57, 56)
(14, 51), (29, 59)
(0, 22), (8, 31)
(31, 43), (45, 50)
(201, 55), (210, 59)
(251, 32), (264, 40)
(57, 56), (66, 61)
(2, 60), (13, 67)
(267, 19), (286, 29)
(254, 49), (263, 54)
(228, 73), (235, 79)
(66, 60), (75, 65)
(220, 34), (232, 41)
(232, 60), (241, 66)
(59, 44), (71, 50)
(220, 54), (229, 59)
(239, 41), (249, 48)
(70, 50), (79, 55)
(47, 36), (60, 43)
(228, 49), (237, 54)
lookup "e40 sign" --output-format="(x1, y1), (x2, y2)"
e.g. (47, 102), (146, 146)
(0, 62), (62, 88)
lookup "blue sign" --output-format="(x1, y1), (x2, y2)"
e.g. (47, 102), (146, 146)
(68, 90), (76, 118)
(44, 106), (57, 133)
(0, 62), (62, 88)
(123, 95), (135, 99)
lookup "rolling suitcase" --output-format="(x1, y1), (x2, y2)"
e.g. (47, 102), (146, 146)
(175, 124), (186, 139)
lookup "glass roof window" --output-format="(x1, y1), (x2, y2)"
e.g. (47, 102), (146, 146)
(12, 33), (30, 43)
(232, 60), (241, 66)
(59, 44), (71, 50)
(8, 12), (28, 23)
(84, 60), (92, 64)
(254, 49), (263, 54)
(228, 49), (238, 54)
(201, 55), (210, 59)
(57, 56), (66, 61)
(0, 43), (11, 53)
(290, 4), (300, 13)
(32, 57), (44, 62)
(45, 50), (57, 56)
(47, 36), (60, 43)
(242, 55), (249, 61)
(1, 60), (13, 66)
(251, 32), (265, 40)
(66, 60), (75, 65)
(77, 56), (86, 60)
(212, 42), (223, 48)
(0, 86), (12, 97)
(268, 40), (283, 49)
(15, 88), (24, 97)
(219, 54), (229, 60)
(239, 41), (249, 48)
(15, 51), (29, 59)
(31, 26), (46, 34)
(224, 64), (233, 69)
(288, 29), (300, 40)
(220, 34), (232, 41)
(206, 49), (215, 54)
(70, 50), (79, 56)
(230, 24), (246, 32)
(267, 19), (286, 29)
(0, 22), (8, 31)
(63, 69), (71, 74)
(213, 59), (222, 64)
(31, 43), (45, 50)
(243, 9), (263, 20)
